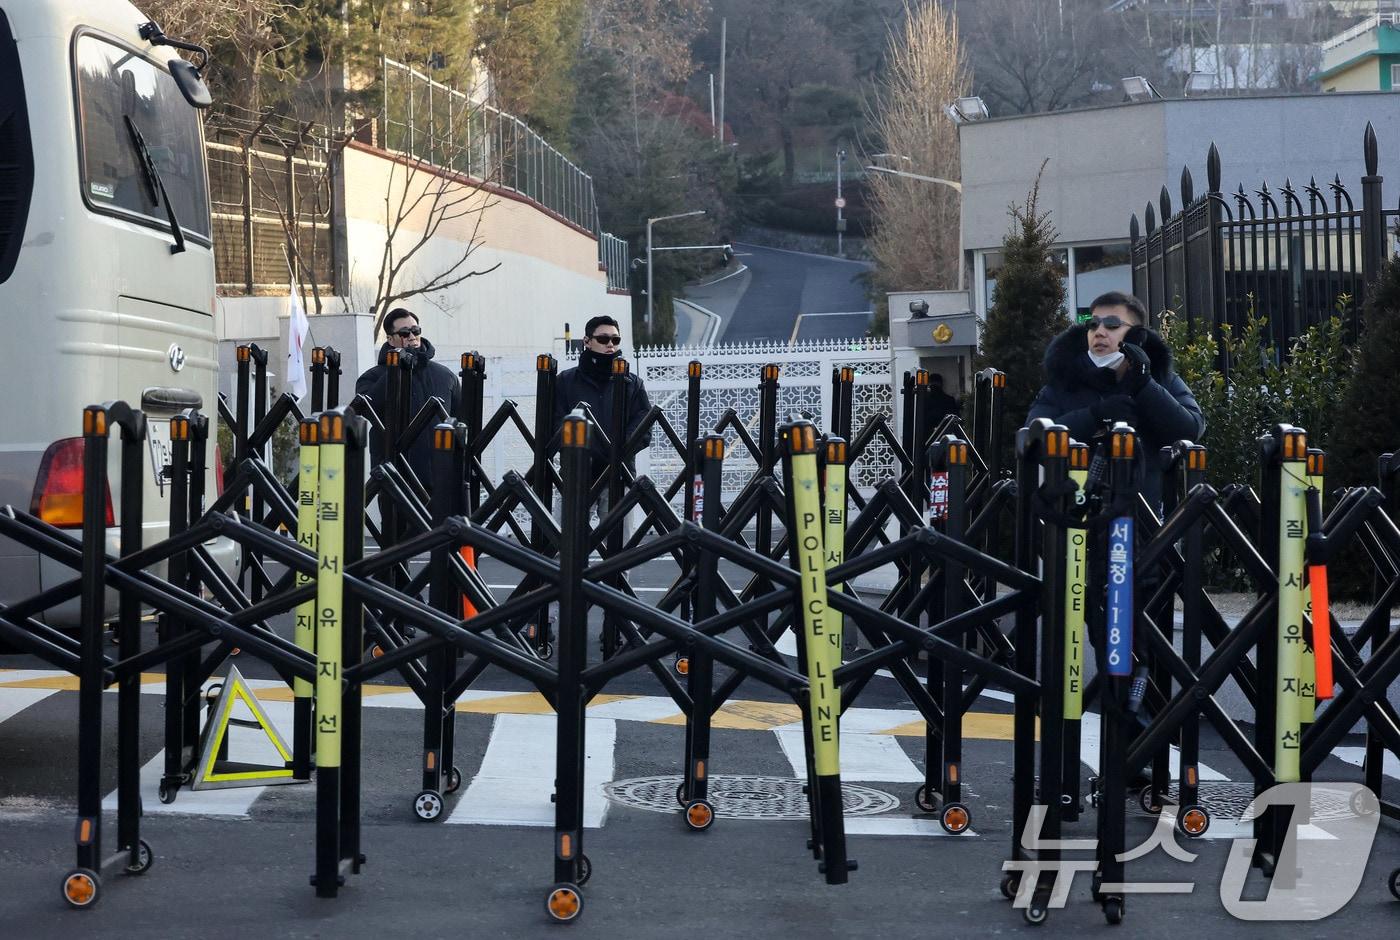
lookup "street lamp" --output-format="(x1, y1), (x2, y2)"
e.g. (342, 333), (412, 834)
(646, 209), (706, 334)
(863, 158), (964, 289)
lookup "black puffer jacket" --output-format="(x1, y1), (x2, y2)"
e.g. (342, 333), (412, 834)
(355, 339), (461, 488)
(1027, 324), (1204, 510)
(551, 351), (652, 474)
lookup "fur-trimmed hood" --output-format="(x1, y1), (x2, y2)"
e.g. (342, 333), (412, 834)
(1041, 322), (1176, 390)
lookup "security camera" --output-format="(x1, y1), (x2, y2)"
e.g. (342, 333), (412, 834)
(909, 300), (930, 319)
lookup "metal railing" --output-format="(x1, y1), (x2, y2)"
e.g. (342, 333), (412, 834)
(600, 233), (629, 291)
(380, 58), (599, 235)
(1321, 12), (1400, 52)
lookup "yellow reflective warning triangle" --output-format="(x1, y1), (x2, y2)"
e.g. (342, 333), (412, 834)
(192, 665), (299, 790)
(790, 450), (840, 777)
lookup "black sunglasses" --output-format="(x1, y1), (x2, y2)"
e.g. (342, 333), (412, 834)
(589, 334), (622, 346)
(391, 326), (422, 338)
(1086, 316), (1129, 331)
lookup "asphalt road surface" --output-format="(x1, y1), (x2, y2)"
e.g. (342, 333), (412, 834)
(682, 243), (873, 344)
(2, 543), (1397, 937)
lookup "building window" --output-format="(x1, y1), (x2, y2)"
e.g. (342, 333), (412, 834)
(1391, 63), (1400, 89)
(978, 248), (1069, 317)
(1071, 243), (1132, 318)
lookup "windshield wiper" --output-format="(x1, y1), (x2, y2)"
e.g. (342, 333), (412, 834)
(123, 114), (186, 255)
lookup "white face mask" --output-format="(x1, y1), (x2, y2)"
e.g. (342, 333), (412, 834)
(1088, 349), (1125, 369)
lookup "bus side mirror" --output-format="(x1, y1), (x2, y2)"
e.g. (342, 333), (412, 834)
(168, 58), (212, 109)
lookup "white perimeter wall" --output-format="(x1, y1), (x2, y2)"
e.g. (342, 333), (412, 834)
(216, 141), (630, 400)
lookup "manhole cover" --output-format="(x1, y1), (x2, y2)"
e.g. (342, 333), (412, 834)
(1140, 781), (1367, 821)
(604, 774), (900, 820)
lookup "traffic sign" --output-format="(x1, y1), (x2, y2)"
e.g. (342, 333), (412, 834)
(834, 197), (847, 209)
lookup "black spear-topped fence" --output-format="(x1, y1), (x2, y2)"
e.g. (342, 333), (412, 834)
(1130, 122), (1399, 363)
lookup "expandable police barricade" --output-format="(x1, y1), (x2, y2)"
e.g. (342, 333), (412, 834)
(6, 362), (1400, 921)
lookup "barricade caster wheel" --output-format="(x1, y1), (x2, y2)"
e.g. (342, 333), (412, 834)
(541, 642), (555, 659)
(1103, 896), (1125, 924)
(685, 798), (716, 831)
(1023, 902), (1048, 925)
(545, 883), (583, 923)
(1388, 867), (1400, 900)
(675, 782), (688, 806)
(444, 767), (463, 795)
(1350, 788), (1379, 817)
(999, 872), (1019, 900)
(914, 784), (938, 813)
(61, 868), (100, 909)
(1138, 786), (1162, 815)
(158, 782), (178, 805)
(1177, 804), (1210, 838)
(414, 789), (444, 821)
(674, 656), (690, 676)
(939, 802), (971, 835)
(124, 839), (154, 875)
(575, 854), (592, 886)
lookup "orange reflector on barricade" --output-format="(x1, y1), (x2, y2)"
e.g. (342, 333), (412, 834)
(461, 546), (478, 619)
(1310, 564), (1333, 699)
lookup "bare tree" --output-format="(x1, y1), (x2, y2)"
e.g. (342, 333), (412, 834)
(141, 0), (302, 112)
(717, 0), (855, 185)
(867, 1), (968, 304)
(961, 0), (1165, 114)
(362, 70), (504, 332)
(576, 0), (708, 154)
(208, 10), (504, 332)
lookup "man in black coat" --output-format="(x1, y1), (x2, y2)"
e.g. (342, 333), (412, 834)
(355, 307), (461, 489)
(928, 372), (961, 429)
(551, 315), (652, 486)
(1027, 291), (1203, 511)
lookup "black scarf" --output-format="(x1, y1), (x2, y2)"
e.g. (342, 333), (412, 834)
(579, 348), (617, 379)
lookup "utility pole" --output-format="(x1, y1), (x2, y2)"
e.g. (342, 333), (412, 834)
(717, 18), (727, 146)
(835, 149), (846, 258)
(709, 74), (717, 141)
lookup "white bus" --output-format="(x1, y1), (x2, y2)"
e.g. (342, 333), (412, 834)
(0, 0), (236, 628)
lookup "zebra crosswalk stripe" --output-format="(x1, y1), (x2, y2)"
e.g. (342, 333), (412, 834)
(446, 713), (616, 828)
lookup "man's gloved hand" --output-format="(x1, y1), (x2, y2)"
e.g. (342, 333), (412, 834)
(397, 348), (419, 371)
(1091, 394), (1137, 424)
(1119, 342), (1151, 394)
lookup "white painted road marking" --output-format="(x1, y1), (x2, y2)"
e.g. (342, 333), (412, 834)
(774, 727), (923, 783)
(446, 713), (616, 828)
